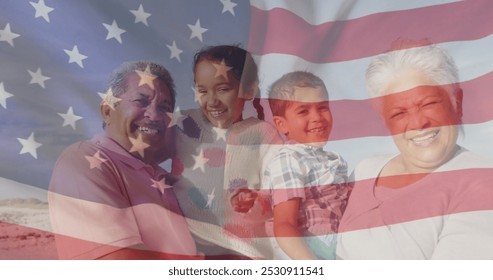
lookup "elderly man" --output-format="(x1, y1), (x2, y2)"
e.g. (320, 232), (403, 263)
(48, 61), (198, 259)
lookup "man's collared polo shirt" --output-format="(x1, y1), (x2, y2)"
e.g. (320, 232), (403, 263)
(49, 135), (197, 259)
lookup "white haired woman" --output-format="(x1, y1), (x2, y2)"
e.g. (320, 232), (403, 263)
(337, 40), (493, 259)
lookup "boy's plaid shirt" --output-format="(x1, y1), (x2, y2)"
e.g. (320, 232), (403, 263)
(263, 142), (350, 234)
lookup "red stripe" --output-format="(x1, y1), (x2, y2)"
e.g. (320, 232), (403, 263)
(0, 221), (237, 260)
(248, 0), (493, 62)
(0, 221), (204, 260)
(0, 222), (57, 260)
(461, 71), (493, 124)
(339, 167), (493, 233)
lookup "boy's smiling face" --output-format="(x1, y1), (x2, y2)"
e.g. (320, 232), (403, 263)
(273, 86), (332, 147)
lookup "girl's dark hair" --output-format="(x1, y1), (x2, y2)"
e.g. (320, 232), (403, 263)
(193, 45), (264, 119)
(193, 45), (258, 90)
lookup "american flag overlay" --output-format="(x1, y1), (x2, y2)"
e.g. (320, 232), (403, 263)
(0, 0), (250, 189)
(1, 0), (493, 259)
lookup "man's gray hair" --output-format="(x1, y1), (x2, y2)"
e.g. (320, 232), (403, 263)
(102, 61), (176, 129)
(107, 61), (176, 104)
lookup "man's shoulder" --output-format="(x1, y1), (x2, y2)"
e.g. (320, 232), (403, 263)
(57, 138), (107, 161)
(49, 137), (124, 196)
(58, 139), (96, 159)
(54, 137), (121, 172)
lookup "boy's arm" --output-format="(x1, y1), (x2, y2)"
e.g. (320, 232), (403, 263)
(273, 198), (317, 260)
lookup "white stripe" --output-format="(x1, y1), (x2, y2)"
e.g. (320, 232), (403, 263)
(255, 33), (493, 101)
(3, 121), (492, 203)
(250, 0), (461, 25)
(327, 135), (397, 173)
(0, 176), (48, 201)
(337, 210), (493, 259)
(255, 52), (370, 100)
(327, 120), (493, 172)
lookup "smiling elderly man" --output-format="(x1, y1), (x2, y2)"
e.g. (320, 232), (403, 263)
(48, 61), (199, 259)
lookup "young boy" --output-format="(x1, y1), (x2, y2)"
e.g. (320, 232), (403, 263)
(264, 71), (350, 259)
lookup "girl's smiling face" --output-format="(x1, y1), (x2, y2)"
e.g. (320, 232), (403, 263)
(194, 59), (246, 128)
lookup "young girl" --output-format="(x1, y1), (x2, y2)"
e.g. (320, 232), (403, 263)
(172, 45), (282, 259)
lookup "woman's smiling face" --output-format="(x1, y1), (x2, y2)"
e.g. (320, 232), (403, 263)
(381, 70), (462, 173)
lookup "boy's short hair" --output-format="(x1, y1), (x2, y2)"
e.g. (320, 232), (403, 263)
(268, 71), (329, 117)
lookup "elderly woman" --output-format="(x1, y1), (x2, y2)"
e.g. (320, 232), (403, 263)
(337, 41), (493, 259)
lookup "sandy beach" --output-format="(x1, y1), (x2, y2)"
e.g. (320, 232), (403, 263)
(0, 198), (57, 259)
